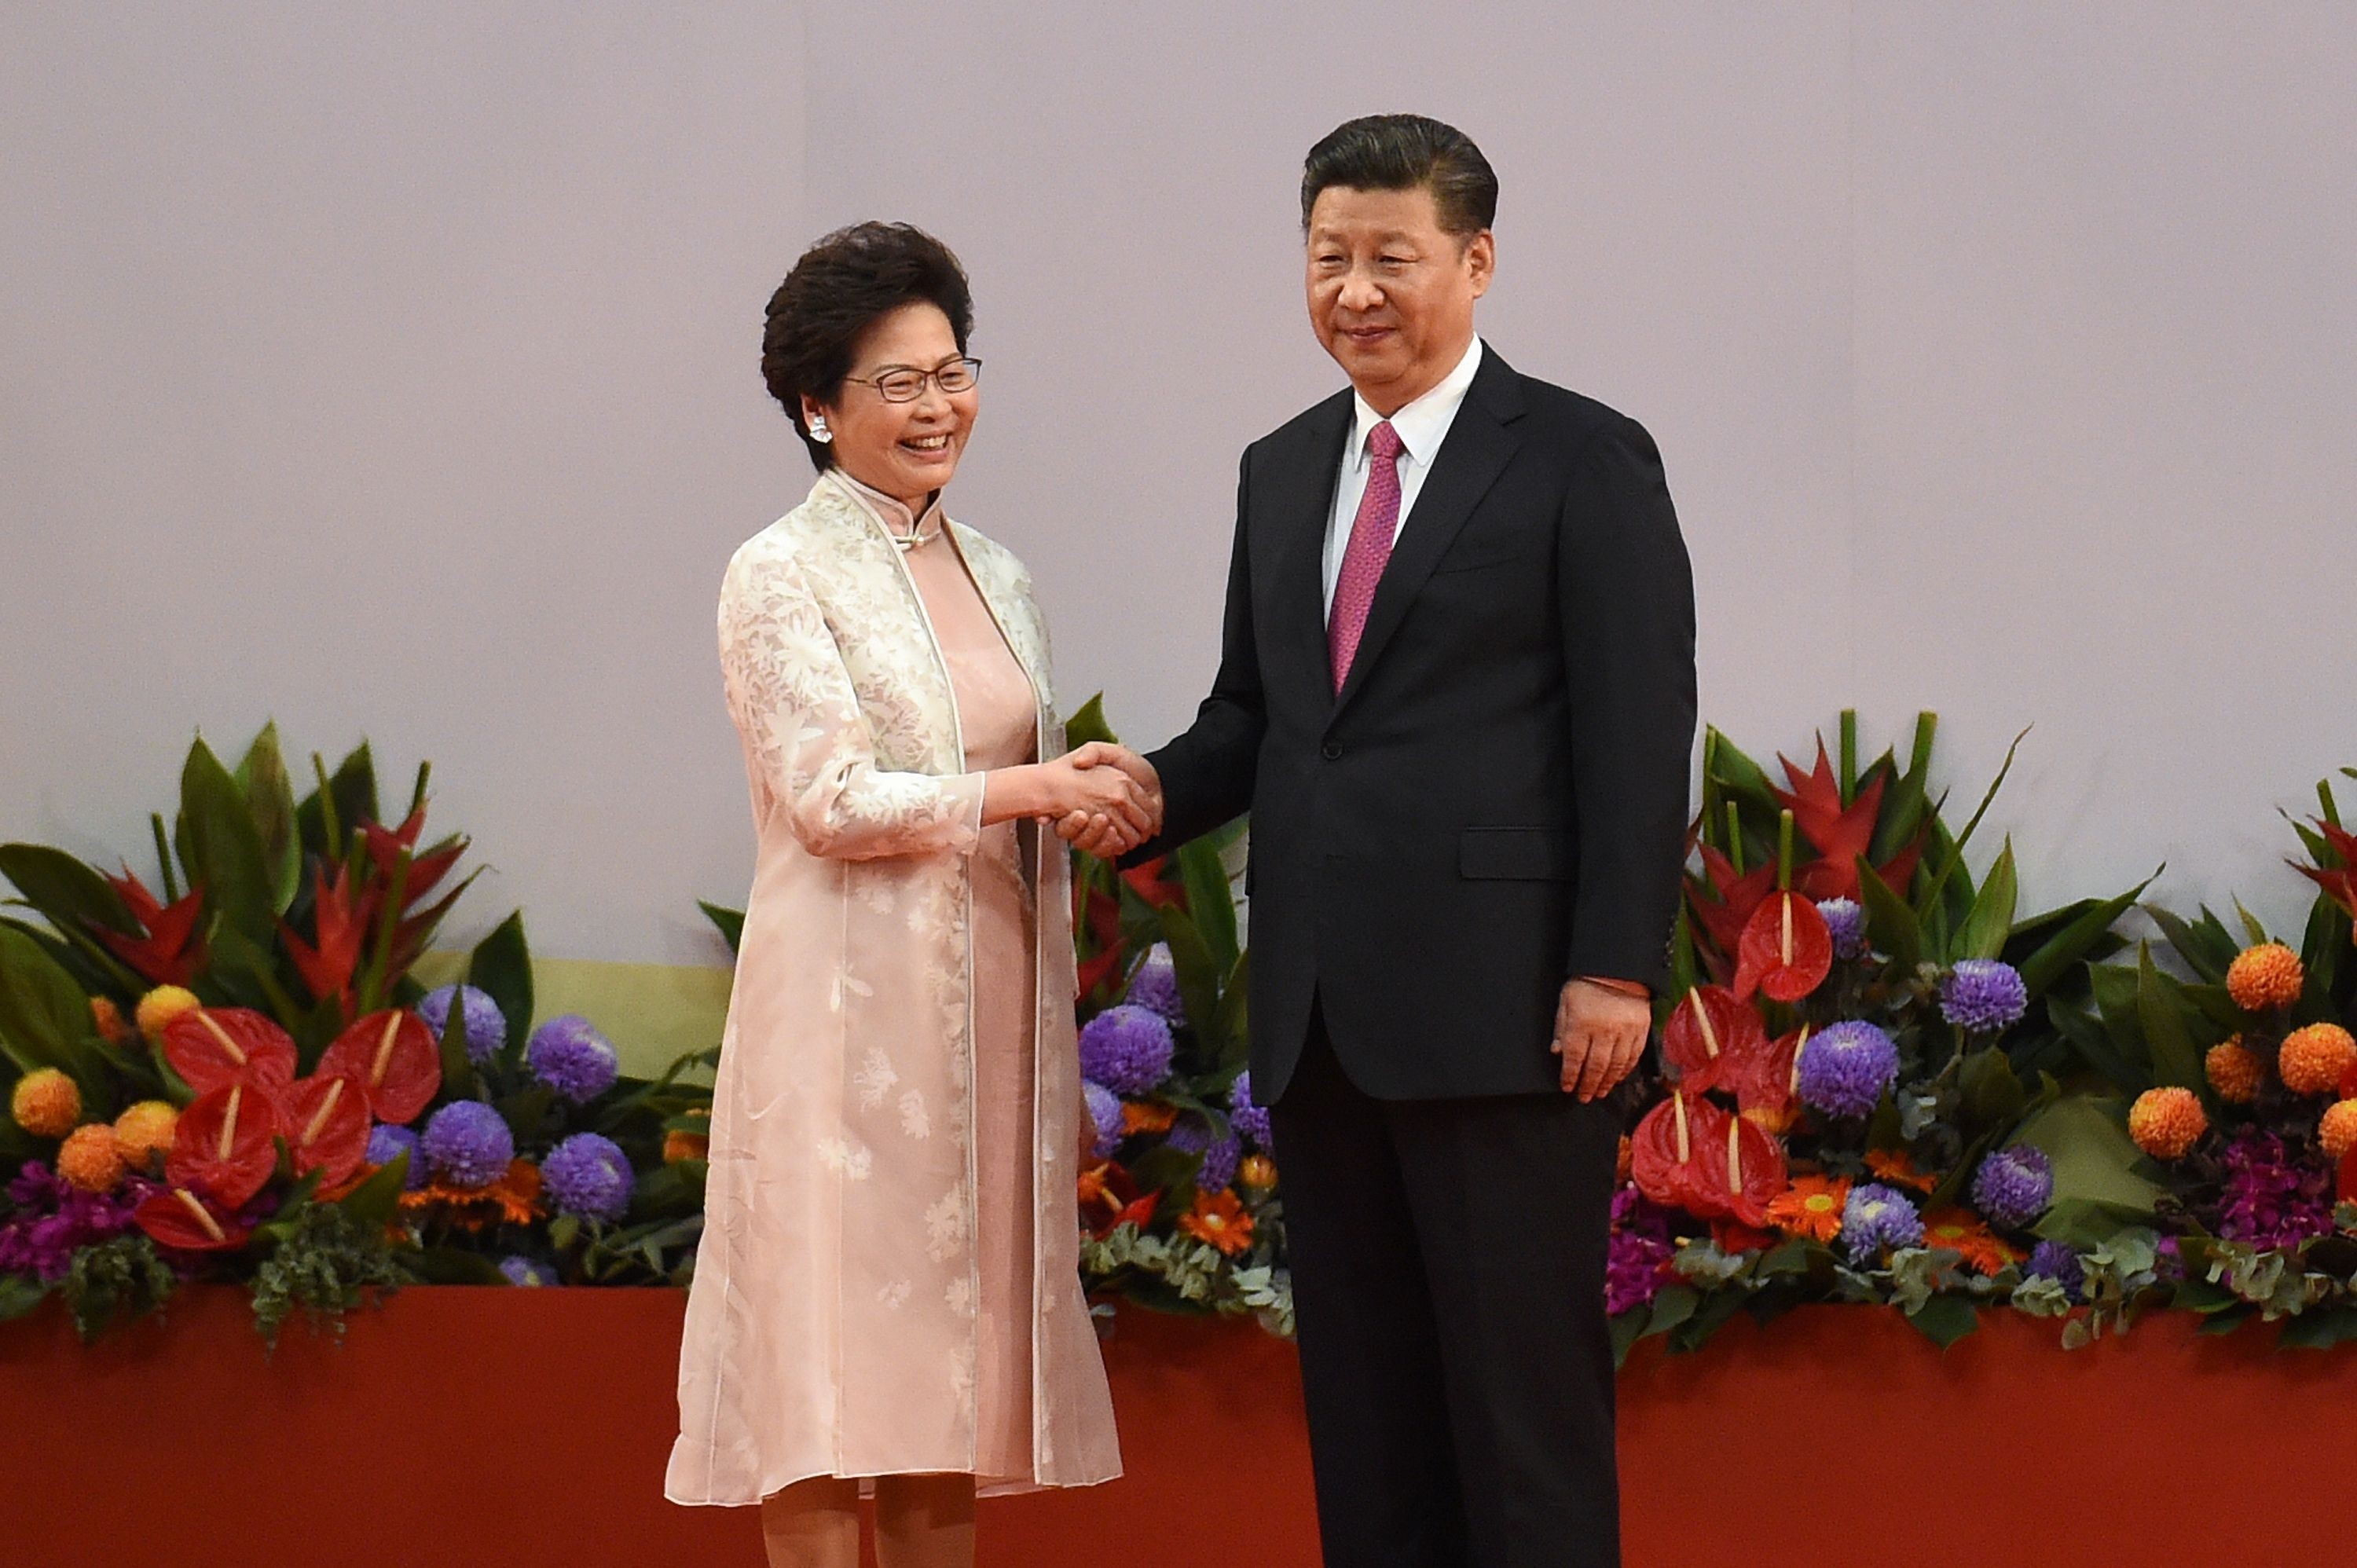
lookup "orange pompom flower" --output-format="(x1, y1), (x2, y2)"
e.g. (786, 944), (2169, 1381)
(135, 984), (201, 1044)
(2226, 943), (2304, 1012)
(57, 1123), (126, 1193)
(11, 1068), (81, 1138)
(2321, 1101), (2357, 1162)
(2205, 1036), (2262, 1104)
(90, 997), (131, 1048)
(112, 1101), (180, 1170)
(1765, 1174), (1850, 1243)
(2128, 1086), (2208, 1160)
(2279, 1024), (2357, 1097)
(1178, 1189), (1255, 1255)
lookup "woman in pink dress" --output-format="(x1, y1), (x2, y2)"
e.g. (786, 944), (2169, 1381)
(668, 222), (1138, 1567)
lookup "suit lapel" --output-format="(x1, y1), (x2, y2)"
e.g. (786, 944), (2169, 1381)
(1264, 393), (1352, 710)
(1330, 350), (1527, 719)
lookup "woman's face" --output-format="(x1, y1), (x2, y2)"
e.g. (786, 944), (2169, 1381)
(803, 301), (977, 507)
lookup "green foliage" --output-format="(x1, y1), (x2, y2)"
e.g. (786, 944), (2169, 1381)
(249, 1200), (407, 1349)
(60, 1233), (178, 1343)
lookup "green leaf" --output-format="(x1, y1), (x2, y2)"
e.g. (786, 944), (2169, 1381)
(2015, 870), (2157, 998)
(0, 925), (105, 1085)
(469, 911), (534, 1068)
(1855, 857), (1922, 973)
(2233, 899), (2271, 948)
(2087, 963), (2154, 1082)
(437, 980), (479, 1101)
(1175, 838), (1238, 978)
(1957, 1046), (2027, 1132)
(1868, 713), (1938, 863)
(1609, 1306), (1649, 1368)
(338, 1151), (411, 1226)
(2135, 943), (2205, 1090)
(1640, 1284), (1698, 1339)
(1157, 906), (1225, 1061)
(1955, 839), (2018, 962)
(1903, 1294), (1979, 1348)
(697, 900), (745, 956)
(0, 1275), (51, 1322)
(1061, 694), (1117, 749)
(180, 735), (274, 941)
(2145, 905), (2236, 987)
(2196, 1304), (2255, 1336)
(233, 722), (303, 917)
(2279, 1306), (2357, 1350)
(412, 1247), (508, 1284)
(1208, 951), (1252, 1073)
(0, 844), (138, 934)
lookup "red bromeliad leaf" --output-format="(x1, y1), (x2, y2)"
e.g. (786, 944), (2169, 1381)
(1632, 1091), (1730, 1218)
(165, 1082), (281, 1209)
(1659, 986), (1765, 1095)
(134, 1186), (253, 1252)
(2294, 819), (2357, 924)
(1686, 843), (1777, 962)
(315, 1009), (441, 1125)
(1733, 892), (1834, 1003)
(93, 869), (207, 987)
(283, 1074), (372, 1185)
(280, 860), (376, 1006)
(1772, 742), (1884, 880)
(1720, 1111), (1787, 1226)
(160, 1007), (298, 1097)
(1119, 857), (1185, 911)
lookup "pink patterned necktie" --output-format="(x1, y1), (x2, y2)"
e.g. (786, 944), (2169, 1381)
(1329, 419), (1406, 691)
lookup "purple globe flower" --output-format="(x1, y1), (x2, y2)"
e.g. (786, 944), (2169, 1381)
(420, 1100), (515, 1189)
(1839, 1181), (1923, 1262)
(526, 1014), (620, 1104)
(1971, 1144), (2055, 1229)
(1229, 1071), (1274, 1152)
(1078, 1004), (1175, 1094)
(1168, 1117), (1242, 1193)
(417, 984), (508, 1065)
(1796, 1020), (1901, 1119)
(541, 1131), (633, 1222)
(1816, 897), (1868, 961)
(366, 1123), (430, 1190)
(1083, 1081), (1124, 1158)
(1940, 959), (2029, 1034)
(500, 1255), (558, 1288)
(2023, 1240), (2085, 1301)
(1124, 943), (1186, 1025)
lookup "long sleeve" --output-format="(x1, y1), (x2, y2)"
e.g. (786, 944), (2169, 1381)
(1138, 452), (1265, 852)
(1557, 416), (1697, 991)
(719, 543), (986, 861)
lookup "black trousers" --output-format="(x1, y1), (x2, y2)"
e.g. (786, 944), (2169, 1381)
(1270, 1001), (1622, 1568)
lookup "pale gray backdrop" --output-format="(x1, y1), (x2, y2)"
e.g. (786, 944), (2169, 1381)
(5, 2), (2353, 965)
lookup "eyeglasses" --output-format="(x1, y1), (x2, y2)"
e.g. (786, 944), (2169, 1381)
(843, 357), (983, 402)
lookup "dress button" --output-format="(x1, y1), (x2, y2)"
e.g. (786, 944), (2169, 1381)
(1321, 742), (1343, 760)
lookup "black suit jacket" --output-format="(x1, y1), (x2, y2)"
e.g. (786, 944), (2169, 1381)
(1144, 346), (1696, 1102)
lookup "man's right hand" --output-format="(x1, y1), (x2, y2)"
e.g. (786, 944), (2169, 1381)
(1054, 743), (1164, 859)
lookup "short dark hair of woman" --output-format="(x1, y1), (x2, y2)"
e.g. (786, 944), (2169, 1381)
(761, 222), (975, 469)
(1299, 114), (1497, 240)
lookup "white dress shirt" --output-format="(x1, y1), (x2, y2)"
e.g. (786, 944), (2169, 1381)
(1321, 335), (1486, 618)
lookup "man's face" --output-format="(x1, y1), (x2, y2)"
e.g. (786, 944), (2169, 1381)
(1305, 183), (1492, 415)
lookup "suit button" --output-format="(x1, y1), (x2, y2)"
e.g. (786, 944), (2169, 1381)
(1321, 742), (1343, 760)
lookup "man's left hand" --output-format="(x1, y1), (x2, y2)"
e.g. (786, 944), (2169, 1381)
(1552, 977), (1652, 1101)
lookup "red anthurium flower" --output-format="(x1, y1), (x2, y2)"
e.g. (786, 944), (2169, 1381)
(1632, 1091), (1727, 1217)
(134, 1185), (254, 1252)
(1685, 843), (1777, 962)
(166, 1082), (282, 1209)
(280, 860), (377, 1006)
(1077, 1160), (1164, 1240)
(1734, 891), (1834, 1003)
(1717, 1110), (1787, 1227)
(93, 868), (208, 987)
(1736, 1025), (1809, 1117)
(2294, 819), (2357, 927)
(160, 1006), (298, 1098)
(282, 1074), (372, 1185)
(1660, 986), (1765, 1095)
(315, 1009), (441, 1125)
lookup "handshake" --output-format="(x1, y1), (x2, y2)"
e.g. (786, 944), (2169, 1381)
(1023, 742), (1165, 859)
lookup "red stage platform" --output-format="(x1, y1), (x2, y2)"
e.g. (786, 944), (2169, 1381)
(4, 1287), (2352, 1566)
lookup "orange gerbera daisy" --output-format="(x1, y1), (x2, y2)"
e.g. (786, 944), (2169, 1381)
(1178, 1189), (1255, 1255)
(398, 1157), (543, 1231)
(1920, 1207), (2023, 1277)
(1864, 1149), (1940, 1193)
(1765, 1174), (1849, 1242)
(1123, 1101), (1178, 1135)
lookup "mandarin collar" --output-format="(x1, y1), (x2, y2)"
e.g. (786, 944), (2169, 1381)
(826, 467), (948, 540)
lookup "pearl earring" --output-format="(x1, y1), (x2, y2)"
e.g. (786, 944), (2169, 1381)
(808, 413), (833, 444)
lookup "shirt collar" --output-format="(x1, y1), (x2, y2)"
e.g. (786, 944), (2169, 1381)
(825, 467), (947, 537)
(1347, 335), (1485, 469)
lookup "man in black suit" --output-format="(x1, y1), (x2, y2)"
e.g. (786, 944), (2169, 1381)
(1065, 114), (1695, 1568)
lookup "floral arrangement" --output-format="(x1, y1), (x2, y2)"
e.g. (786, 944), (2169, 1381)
(2046, 769), (2357, 1346)
(1607, 713), (2158, 1359)
(0, 727), (713, 1343)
